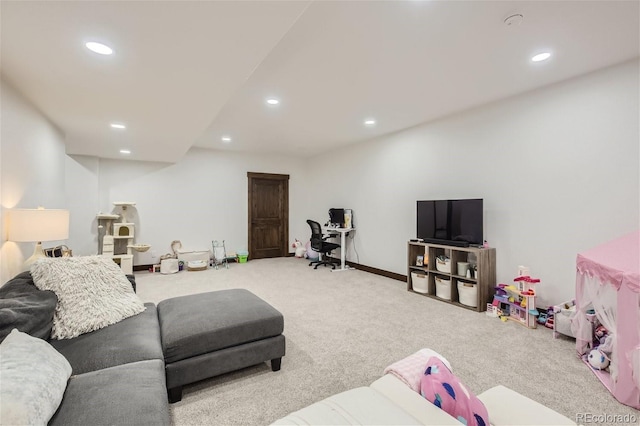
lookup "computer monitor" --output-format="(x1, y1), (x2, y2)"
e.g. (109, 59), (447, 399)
(329, 208), (354, 228)
(329, 208), (345, 226)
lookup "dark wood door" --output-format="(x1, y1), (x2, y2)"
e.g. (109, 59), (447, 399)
(248, 172), (289, 259)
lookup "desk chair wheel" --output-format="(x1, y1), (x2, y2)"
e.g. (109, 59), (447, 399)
(313, 263), (336, 269)
(312, 257), (338, 269)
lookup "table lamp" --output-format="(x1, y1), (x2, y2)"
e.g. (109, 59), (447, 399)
(8, 207), (70, 268)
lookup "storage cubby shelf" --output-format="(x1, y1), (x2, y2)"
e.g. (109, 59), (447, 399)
(407, 241), (496, 312)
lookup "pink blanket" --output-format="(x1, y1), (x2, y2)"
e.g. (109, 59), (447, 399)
(383, 349), (452, 392)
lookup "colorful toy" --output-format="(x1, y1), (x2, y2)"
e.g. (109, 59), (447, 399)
(491, 275), (540, 328)
(495, 286), (507, 297)
(594, 325), (608, 344)
(485, 304), (499, 318)
(588, 349), (610, 370)
(514, 275), (540, 295)
(537, 310), (548, 325)
(541, 307), (554, 329)
(599, 334), (614, 355)
(592, 325), (614, 356)
(544, 313), (554, 330)
(291, 239), (307, 258)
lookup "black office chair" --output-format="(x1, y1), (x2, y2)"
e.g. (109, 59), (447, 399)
(306, 220), (340, 269)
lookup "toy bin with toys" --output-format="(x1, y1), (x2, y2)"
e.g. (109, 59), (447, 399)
(435, 255), (451, 273)
(552, 299), (576, 338)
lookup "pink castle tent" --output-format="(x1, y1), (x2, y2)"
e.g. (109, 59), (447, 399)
(572, 231), (640, 409)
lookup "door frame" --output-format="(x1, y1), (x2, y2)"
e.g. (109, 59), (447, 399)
(247, 172), (289, 259)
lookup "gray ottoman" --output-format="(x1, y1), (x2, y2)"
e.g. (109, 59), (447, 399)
(157, 289), (285, 403)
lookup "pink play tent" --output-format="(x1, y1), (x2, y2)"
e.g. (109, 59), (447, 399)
(572, 231), (640, 409)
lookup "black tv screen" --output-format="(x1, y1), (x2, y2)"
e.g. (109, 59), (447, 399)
(417, 199), (483, 246)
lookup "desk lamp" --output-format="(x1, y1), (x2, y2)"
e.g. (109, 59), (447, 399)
(8, 207), (70, 269)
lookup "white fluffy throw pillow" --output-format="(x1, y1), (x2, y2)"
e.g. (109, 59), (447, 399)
(30, 256), (145, 339)
(0, 329), (72, 425)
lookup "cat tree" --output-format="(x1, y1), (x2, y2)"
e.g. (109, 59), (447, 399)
(96, 202), (149, 274)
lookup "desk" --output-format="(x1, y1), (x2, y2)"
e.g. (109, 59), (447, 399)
(323, 227), (354, 272)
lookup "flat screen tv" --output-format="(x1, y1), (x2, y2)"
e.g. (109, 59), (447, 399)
(417, 199), (483, 247)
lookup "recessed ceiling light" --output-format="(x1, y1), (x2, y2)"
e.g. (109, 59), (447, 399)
(119, 149), (131, 155)
(221, 136), (232, 143)
(110, 123), (126, 129)
(86, 42), (113, 55)
(531, 52), (551, 62)
(266, 98), (280, 105)
(364, 119), (376, 126)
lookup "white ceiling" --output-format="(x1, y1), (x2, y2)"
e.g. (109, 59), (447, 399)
(2, 1), (638, 163)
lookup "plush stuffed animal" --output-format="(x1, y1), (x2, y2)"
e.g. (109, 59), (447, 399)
(594, 325), (608, 343)
(305, 241), (319, 261)
(598, 334), (614, 356)
(292, 239), (307, 258)
(588, 349), (610, 370)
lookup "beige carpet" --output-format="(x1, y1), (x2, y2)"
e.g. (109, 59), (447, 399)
(135, 257), (637, 425)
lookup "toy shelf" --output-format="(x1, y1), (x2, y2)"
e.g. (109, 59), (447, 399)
(407, 241), (496, 312)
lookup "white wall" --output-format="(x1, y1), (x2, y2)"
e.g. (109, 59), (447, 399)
(305, 60), (640, 307)
(66, 148), (309, 266)
(6, 59), (637, 307)
(65, 155), (100, 258)
(0, 79), (68, 283)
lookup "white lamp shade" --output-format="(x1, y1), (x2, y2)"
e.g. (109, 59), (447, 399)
(8, 208), (70, 242)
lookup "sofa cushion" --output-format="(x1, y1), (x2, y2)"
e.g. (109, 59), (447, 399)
(420, 357), (489, 426)
(0, 329), (72, 425)
(0, 271), (57, 342)
(49, 359), (170, 426)
(30, 256), (145, 339)
(50, 302), (163, 375)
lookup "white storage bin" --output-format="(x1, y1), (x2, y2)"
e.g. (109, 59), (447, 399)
(553, 300), (577, 338)
(178, 250), (210, 264)
(435, 276), (451, 300)
(411, 271), (429, 294)
(161, 258), (179, 274)
(435, 257), (451, 273)
(457, 281), (478, 307)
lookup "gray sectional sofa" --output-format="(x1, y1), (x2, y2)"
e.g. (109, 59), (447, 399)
(0, 269), (286, 425)
(49, 305), (169, 425)
(0, 271), (171, 425)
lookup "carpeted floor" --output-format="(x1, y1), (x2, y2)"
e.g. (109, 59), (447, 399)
(135, 257), (637, 425)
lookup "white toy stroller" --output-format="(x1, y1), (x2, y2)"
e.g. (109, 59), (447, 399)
(211, 240), (229, 270)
